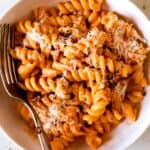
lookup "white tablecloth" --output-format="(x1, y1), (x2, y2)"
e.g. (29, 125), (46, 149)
(0, 0), (150, 149)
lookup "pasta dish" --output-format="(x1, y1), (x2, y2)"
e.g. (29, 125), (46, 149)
(10, 0), (149, 149)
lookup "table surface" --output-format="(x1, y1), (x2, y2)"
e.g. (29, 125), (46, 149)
(0, 0), (150, 150)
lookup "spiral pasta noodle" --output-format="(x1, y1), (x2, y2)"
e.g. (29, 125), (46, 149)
(89, 54), (133, 77)
(25, 77), (71, 100)
(72, 83), (93, 104)
(61, 67), (102, 84)
(10, 47), (51, 68)
(17, 20), (33, 34)
(57, 0), (103, 15)
(84, 88), (111, 123)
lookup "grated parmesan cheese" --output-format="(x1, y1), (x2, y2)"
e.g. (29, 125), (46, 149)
(56, 85), (66, 99)
(127, 40), (139, 51)
(79, 27), (101, 48)
(27, 29), (43, 43)
(63, 70), (67, 77)
(115, 81), (128, 100)
(48, 104), (61, 119)
(87, 27), (99, 39)
(27, 29), (51, 49)
(44, 104), (62, 129)
(70, 59), (78, 71)
(44, 103), (68, 130)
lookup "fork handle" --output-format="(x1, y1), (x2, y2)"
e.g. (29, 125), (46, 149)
(25, 103), (51, 150)
(36, 124), (52, 150)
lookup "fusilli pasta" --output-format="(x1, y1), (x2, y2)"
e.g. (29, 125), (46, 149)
(11, 0), (149, 150)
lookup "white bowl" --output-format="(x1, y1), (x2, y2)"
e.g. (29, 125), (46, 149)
(0, 0), (150, 150)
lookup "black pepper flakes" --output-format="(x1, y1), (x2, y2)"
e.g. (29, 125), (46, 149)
(81, 81), (87, 88)
(59, 31), (72, 38)
(70, 93), (75, 99)
(143, 91), (146, 96)
(85, 19), (90, 28)
(84, 53), (89, 57)
(53, 74), (63, 80)
(78, 105), (84, 112)
(69, 82), (74, 86)
(84, 121), (91, 127)
(51, 45), (55, 50)
(109, 81), (117, 89)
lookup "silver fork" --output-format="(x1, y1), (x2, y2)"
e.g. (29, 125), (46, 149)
(0, 24), (51, 150)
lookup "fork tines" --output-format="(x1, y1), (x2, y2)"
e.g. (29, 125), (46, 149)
(0, 24), (17, 86)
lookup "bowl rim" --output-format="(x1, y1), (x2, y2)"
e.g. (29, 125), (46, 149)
(0, 0), (150, 150)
